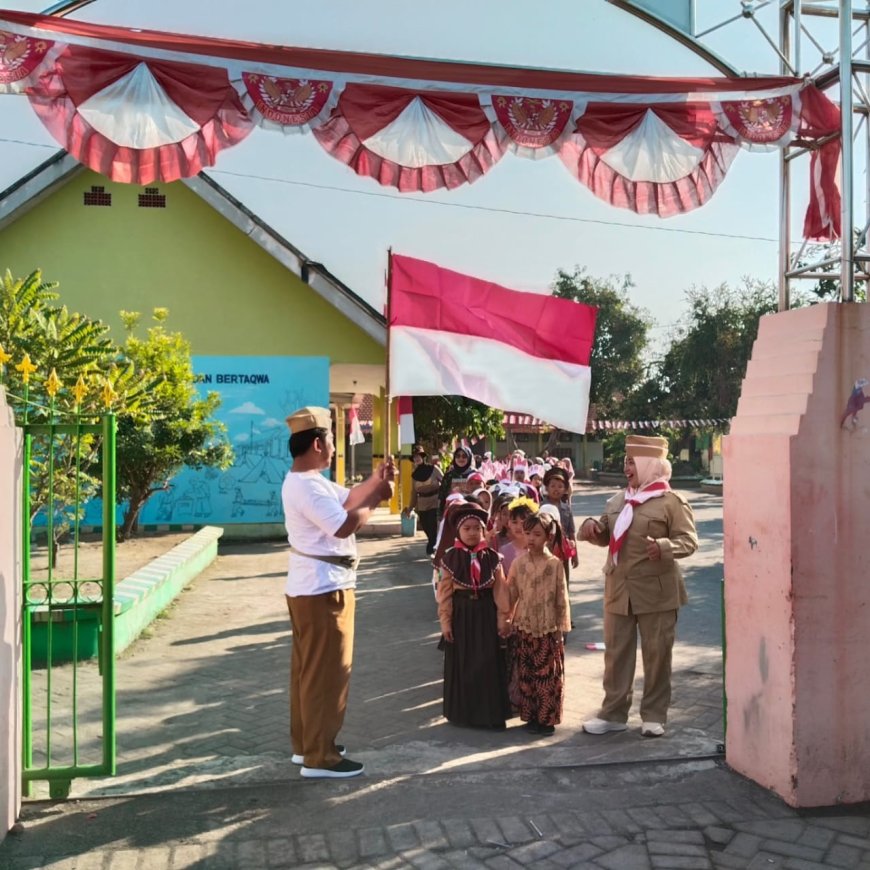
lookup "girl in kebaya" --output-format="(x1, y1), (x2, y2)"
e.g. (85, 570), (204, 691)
(437, 504), (512, 729)
(505, 512), (571, 735)
(500, 496), (537, 576)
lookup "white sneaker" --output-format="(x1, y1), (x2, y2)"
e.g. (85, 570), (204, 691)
(582, 717), (628, 735)
(291, 744), (346, 765)
(641, 721), (665, 738)
(300, 758), (364, 779)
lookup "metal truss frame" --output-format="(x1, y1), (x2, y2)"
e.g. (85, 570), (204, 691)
(612, 0), (862, 309)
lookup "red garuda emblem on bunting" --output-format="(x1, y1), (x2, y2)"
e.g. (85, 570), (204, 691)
(0, 31), (52, 84)
(721, 95), (792, 144)
(492, 95), (572, 148)
(242, 73), (333, 125)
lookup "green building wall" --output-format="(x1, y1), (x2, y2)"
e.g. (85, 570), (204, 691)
(0, 169), (383, 364)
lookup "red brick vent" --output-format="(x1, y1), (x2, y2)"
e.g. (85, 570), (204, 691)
(83, 185), (112, 206)
(138, 187), (166, 208)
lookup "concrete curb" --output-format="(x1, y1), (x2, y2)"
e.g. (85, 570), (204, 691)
(113, 526), (224, 655)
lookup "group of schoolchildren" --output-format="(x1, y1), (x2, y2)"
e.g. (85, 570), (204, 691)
(429, 446), (578, 735)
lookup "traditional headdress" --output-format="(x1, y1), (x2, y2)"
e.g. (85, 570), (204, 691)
(452, 503), (489, 526)
(507, 495), (539, 514)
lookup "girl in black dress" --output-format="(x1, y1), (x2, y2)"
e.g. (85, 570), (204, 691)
(436, 504), (512, 729)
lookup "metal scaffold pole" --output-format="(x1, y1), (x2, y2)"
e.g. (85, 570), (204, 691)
(840, 0), (855, 301)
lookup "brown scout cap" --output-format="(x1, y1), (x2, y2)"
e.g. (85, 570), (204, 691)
(625, 434), (668, 460)
(285, 406), (332, 435)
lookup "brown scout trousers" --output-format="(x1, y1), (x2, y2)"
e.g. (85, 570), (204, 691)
(599, 607), (677, 724)
(285, 589), (355, 769)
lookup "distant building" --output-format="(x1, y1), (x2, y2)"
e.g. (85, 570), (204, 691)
(0, 151), (389, 533)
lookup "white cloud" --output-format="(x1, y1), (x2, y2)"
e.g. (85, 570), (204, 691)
(262, 417), (282, 428)
(234, 433), (250, 443)
(229, 401), (265, 415)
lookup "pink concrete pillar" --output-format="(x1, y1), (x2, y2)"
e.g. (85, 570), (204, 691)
(724, 302), (870, 807)
(0, 387), (22, 839)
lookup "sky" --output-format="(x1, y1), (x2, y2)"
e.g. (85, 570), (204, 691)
(0, 1), (839, 340)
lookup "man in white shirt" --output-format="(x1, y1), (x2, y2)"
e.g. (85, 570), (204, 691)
(282, 406), (394, 779)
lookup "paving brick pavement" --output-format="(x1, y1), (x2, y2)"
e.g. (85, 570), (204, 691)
(4, 488), (869, 868)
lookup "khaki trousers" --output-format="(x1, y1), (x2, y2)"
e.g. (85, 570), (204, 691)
(599, 607), (677, 724)
(285, 589), (355, 769)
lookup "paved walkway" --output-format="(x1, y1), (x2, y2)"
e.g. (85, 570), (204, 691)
(3, 488), (869, 869)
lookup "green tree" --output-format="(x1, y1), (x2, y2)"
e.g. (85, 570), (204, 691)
(795, 238), (866, 303)
(0, 269), (149, 554)
(653, 279), (777, 421)
(411, 396), (503, 455)
(117, 308), (233, 540)
(0, 269), (145, 420)
(551, 268), (652, 419)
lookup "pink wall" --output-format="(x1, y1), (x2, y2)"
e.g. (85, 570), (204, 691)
(0, 388), (22, 839)
(724, 302), (870, 807)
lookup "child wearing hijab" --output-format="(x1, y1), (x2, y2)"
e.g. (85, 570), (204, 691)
(437, 504), (512, 729)
(472, 487), (493, 515)
(438, 446), (476, 515)
(505, 512), (571, 735)
(578, 434), (698, 738)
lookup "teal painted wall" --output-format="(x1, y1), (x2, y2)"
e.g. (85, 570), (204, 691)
(0, 169), (383, 364)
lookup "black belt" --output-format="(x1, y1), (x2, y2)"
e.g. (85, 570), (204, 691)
(452, 587), (494, 599)
(290, 548), (360, 570)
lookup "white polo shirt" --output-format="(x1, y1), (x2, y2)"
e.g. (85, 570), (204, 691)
(282, 470), (357, 597)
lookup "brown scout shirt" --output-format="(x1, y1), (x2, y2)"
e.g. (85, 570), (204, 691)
(586, 490), (698, 616)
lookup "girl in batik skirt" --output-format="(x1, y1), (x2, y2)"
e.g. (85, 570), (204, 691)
(437, 504), (512, 729)
(506, 512), (571, 735)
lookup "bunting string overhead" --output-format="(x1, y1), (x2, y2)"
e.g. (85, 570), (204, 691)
(0, 10), (843, 238)
(503, 413), (730, 431)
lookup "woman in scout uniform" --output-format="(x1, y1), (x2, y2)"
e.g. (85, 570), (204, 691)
(578, 434), (698, 739)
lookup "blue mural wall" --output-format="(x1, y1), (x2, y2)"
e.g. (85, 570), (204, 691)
(82, 355), (329, 527)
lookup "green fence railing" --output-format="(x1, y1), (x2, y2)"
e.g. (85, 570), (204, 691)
(21, 413), (116, 799)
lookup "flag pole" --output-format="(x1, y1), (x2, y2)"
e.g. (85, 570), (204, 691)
(385, 247), (393, 465)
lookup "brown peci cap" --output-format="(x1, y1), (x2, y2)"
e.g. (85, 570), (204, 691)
(625, 434), (668, 460)
(286, 406), (332, 435)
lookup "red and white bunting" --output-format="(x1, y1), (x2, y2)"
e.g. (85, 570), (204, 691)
(0, 11), (843, 235)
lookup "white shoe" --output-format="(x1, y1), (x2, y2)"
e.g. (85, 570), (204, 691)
(641, 721), (665, 737)
(582, 717), (628, 735)
(300, 758), (364, 779)
(291, 744), (346, 765)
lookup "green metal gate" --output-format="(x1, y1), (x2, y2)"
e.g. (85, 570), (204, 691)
(21, 413), (117, 799)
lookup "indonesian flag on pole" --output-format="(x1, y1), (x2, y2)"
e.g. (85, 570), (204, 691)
(348, 405), (365, 446)
(397, 396), (416, 445)
(388, 255), (597, 433)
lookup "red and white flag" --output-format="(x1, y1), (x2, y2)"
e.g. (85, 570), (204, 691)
(388, 255), (597, 433)
(348, 405), (365, 446)
(397, 396), (415, 445)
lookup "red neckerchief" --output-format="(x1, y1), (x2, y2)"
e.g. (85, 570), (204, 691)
(453, 538), (489, 593)
(608, 480), (670, 564)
